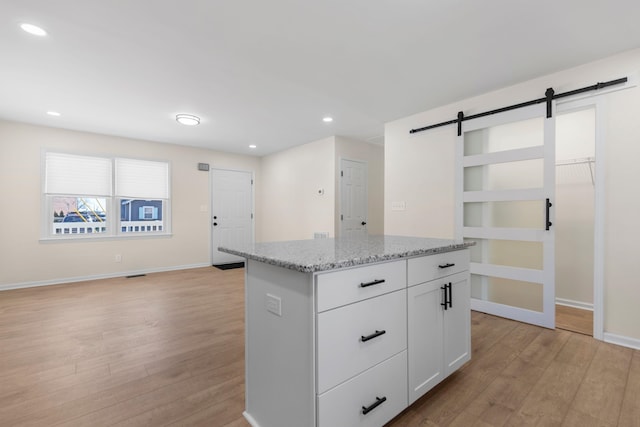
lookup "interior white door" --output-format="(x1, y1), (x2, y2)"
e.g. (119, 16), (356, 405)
(340, 159), (368, 238)
(456, 103), (556, 328)
(211, 169), (253, 265)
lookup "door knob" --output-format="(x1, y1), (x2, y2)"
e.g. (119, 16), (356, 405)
(361, 221), (367, 226)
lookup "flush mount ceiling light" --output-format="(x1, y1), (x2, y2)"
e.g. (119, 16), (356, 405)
(20, 23), (47, 36)
(322, 116), (333, 123)
(249, 144), (257, 149)
(176, 114), (200, 126)
(46, 111), (61, 116)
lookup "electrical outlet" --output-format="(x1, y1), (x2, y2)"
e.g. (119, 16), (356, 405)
(114, 254), (122, 263)
(391, 201), (406, 211)
(266, 293), (282, 316)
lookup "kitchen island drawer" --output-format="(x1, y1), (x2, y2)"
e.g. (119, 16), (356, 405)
(317, 350), (407, 427)
(408, 250), (469, 286)
(316, 260), (406, 312)
(317, 289), (406, 393)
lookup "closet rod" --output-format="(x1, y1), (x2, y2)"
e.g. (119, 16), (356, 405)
(409, 77), (627, 136)
(556, 157), (594, 166)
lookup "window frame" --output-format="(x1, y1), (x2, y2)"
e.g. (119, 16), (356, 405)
(41, 150), (171, 241)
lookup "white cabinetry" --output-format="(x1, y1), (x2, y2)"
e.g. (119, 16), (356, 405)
(242, 248), (470, 427)
(316, 260), (408, 427)
(407, 252), (471, 404)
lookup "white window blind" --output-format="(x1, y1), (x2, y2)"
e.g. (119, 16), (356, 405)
(45, 152), (112, 196)
(115, 158), (169, 199)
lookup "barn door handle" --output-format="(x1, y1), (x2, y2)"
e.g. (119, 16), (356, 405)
(546, 198), (553, 230)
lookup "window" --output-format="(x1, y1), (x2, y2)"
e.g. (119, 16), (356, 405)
(44, 152), (170, 238)
(52, 196), (108, 235)
(115, 158), (169, 234)
(120, 199), (164, 232)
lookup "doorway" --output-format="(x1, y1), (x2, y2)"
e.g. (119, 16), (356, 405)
(554, 106), (596, 335)
(210, 169), (254, 266)
(340, 159), (368, 237)
(458, 97), (604, 337)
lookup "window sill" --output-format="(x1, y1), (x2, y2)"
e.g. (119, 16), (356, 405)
(39, 233), (173, 243)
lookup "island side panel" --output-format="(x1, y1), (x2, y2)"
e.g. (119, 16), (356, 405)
(244, 259), (315, 427)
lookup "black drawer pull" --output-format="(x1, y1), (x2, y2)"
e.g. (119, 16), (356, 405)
(360, 279), (385, 288)
(362, 396), (387, 415)
(361, 329), (386, 342)
(438, 263), (455, 269)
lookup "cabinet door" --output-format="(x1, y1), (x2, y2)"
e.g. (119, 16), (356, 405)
(444, 272), (471, 375)
(407, 280), (444, 404)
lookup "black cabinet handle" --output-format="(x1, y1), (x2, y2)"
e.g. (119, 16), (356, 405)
(361, 329), (386, 342)
(441, 285), (448, 310)
(362, 396), (387, 415)
(438, 263), (455, 269)
(361, 221), (367, 226)
(447, 282), (452, 308)
(546, 198), (553, 230)
(213, 222), (218, 226)
(360, 279), (385, 288)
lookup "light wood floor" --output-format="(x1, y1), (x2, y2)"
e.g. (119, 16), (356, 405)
(1, 268), (638, 427)
(556, 304), (593, 336)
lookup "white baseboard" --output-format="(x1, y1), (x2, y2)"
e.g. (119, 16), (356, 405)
(555, 297), (594, 311)
(243, 412), (260, 427)
(0, 262), (211, 292)
(604, 332), (640, 351)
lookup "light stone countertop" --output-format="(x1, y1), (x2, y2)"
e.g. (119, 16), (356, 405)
(218, 235), (474, 273)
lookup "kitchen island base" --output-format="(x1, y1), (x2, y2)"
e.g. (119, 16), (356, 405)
(221, 236), (472, 427)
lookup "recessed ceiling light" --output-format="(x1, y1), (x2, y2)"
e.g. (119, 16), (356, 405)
(249, 144), (257, 149)
(176, 114), (200, 126)
(46, 111), (61, 116)
(322, 117), (333, 123)
(20, 23), (47, 36)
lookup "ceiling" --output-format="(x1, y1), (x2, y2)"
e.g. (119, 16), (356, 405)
(2, 1), (640, 156)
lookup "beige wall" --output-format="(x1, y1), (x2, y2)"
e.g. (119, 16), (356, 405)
(257, 135), (384, 242)
(0, 121), (383, 287)
(257, 137), (336, 242)
(0, 120), (260, 289)
(385, 48), (640, 341)
(335, 136), (384, 236)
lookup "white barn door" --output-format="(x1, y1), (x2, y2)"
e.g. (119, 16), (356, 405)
(456, 104), (556, 328)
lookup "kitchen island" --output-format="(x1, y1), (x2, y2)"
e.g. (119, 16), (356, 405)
(219, 235), (473, 427)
